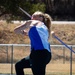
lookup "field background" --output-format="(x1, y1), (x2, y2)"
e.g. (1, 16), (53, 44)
(0, 21), (75, 44)
(0, 21), (75, 75)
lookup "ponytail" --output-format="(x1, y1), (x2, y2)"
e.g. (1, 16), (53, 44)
(43, 14), (52, 35)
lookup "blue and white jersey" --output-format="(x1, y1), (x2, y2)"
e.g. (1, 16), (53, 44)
(28, 22), (51, 52)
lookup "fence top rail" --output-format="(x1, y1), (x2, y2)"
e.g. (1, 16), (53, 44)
(52, 21), (75, 25)
(0, 44), (75, 47)
(0, 44), (30, 46)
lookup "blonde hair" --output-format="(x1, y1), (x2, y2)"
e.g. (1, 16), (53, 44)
(43, 14), (51, 34)
(32, 11), (52, 35)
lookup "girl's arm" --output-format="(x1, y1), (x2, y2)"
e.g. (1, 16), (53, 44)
(14, 21), (32, 35)
(14, 20), (41, 35)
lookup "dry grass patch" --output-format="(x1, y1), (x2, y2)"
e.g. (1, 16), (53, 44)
(0, 21), (75, 44)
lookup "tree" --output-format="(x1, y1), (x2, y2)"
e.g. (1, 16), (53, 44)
(0, 0), (46, 20)
(0, 0), (75, 20)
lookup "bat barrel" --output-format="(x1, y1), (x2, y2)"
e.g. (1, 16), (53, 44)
(54, 35), (75, 54)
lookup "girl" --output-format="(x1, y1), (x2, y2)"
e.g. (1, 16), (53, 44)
(14, 11), (52, 75)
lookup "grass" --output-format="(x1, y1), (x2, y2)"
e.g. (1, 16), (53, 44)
(0, 21), (75, 44)
(51, 24), (75, 45)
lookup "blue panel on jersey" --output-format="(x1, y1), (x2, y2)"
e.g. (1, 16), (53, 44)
(29, 26), (44, 50)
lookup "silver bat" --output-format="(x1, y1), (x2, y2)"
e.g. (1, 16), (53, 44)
(19, 7), (31, 18)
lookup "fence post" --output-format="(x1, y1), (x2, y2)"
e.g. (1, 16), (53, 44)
(63, 47), (65, 64)
(11, 45), (14, 75)
(70, 46), (72, 75)
(6, 46), (8, 63)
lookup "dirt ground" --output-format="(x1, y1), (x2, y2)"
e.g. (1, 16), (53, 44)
(0, 63), (75, 75)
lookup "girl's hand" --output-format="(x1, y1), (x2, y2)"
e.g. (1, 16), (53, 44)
(51, 31), (55, 36)
(22, 30), (28, 36)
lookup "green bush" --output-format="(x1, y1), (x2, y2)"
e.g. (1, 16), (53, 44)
(30, 3), (46, 14)
(21, 2), (46, 15)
